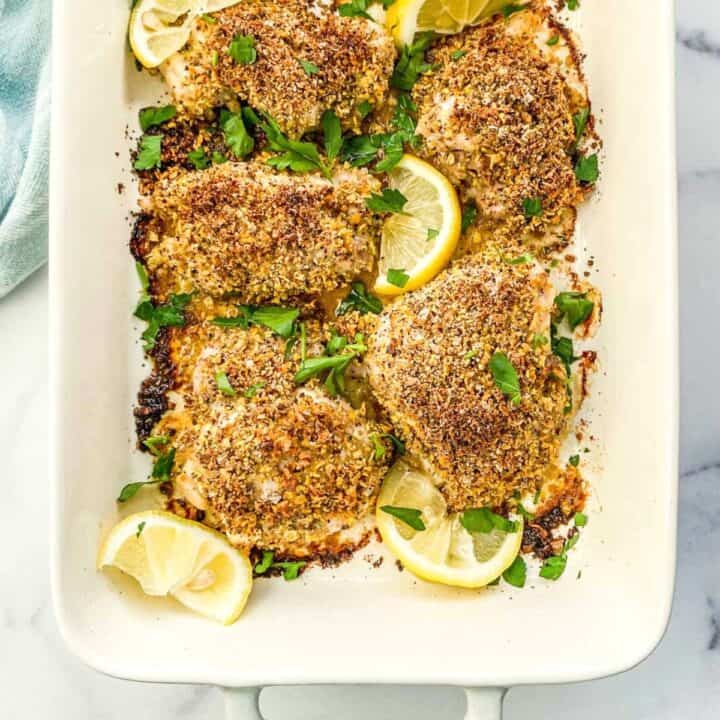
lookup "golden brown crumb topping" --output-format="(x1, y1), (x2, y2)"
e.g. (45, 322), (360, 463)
(412, 8), (591, 253)
(161, 0), (396, 137)
(365, 254), (569, 512)
(152, 321), (392, 556)
(144, 161), (382, 303)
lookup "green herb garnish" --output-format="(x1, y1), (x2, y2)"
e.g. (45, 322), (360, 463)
(539, 554), (567, 580)
(503, 252), (534, 265)
(554, 291), (594, 329)
(336, 281), (383, 316)
(259, 112), (331, 178)
(118, 448), (175, 502)
(135, 293), (192, 351)
(573, 107), (590, 144)
(386, 268), (409, 288)
(391, 32), (435, 91)
(136, 521), (146, 538)
(522, 196), (543, 218)
(143, 435), (170, 454)
(461, 203), (477, 232)
(228, 33), (257, 65)
(212, 305), (299, 339)
(299, 58), (320, 75)
(567, 0), (579, 9)
(244, 381), (266, 398)
(427, 228), (439, 241)
(531, 333), (548, 348)
(139, 105), (176, 132)
(547, 34), (560, 46)
(187, 147), (210, 170)
(450, 50), (467, 61)
(568, 454), (580, 467)
(215, 371), (237, 397)
(460, 508), (518, 534)
(254, 551), (274, 574)
(365, 188), (408, 214)
(219, 108), (254, 158)
(357, 100), (373, 118)
(321, 109), (343, 162)
(380, 506), (426, 531)
(134, 134), (163, 170)
(502, 556), (527, 588)
(574, 512), (588, 527)
(273, 561), (306, 581)
(211, 150), (228, 164)
(337, 0), (372, 20)
(502, 3), (528, 18)
(574, 153), (599, 183)
(489, 351), (521, 405)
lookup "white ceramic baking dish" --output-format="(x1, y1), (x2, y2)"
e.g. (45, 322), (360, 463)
(49, 0), (678, 717)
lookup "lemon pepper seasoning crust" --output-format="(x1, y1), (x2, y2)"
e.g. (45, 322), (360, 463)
(365, 254), (569, 512)
(161, 0), (396, 137)
(150, 321), (392, 557)
(412, 7), (592, 252)
(143, 161), (383, 303)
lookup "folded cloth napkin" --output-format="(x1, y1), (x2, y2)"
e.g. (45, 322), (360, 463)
(0, 0), (51, 299)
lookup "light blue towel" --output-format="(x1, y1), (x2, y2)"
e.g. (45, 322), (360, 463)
(0, 0), (50, 299)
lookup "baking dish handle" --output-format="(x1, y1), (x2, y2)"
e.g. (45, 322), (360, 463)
(464, 687), (507, 719)
(224, 687), (263, 719)
(223, 686), (506, 719)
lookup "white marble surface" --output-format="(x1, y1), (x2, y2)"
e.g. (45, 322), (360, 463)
(1, 1), (718, 717)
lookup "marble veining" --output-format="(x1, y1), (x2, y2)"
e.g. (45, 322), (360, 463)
(0, 2), (718, 718)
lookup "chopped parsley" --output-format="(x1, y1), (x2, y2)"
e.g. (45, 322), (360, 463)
(464, 349), (479, 361)
(254, 551), (275, 574)
(336, 281), (383, 316)
(321, 109), (343, 162)
(391, 32), (435, 91)
(573, 107), (590, 143)
(294, 333), (367, 396)
(369, 432), (405, 460)
(212, 304), (299, 339)
(211, 50), (219, 67)
(135, 293), (192, 351)
(365, 188), (408, 214)
(380, 506), (426, 531)
(489, 351), (521, 406)
(369, 433), (386, 460)
(531, 333), (548, 348)
(143, 435), (170, 454)
(134, 134), (163, 170)
(503, 252), (534, 265)
(554, 291), (594, 329)
(219, 108), (254, 158)
(138, 105), (176, 132)
(460, 508), (518, 534)
(357, 100), (373, 119)
(337, 0), (372, 20)
(187, 147), (210, 170)
(254, 551), (305, 580)
(200, 13), (217, 23)
(228, 33), (257, 65)
(574, 512), (588, 527)
(568, 454), (580, 467)
(386, 268), (409, 288)
(502, 555), (527, 588)
(427, 228), (439, 241)
(522, 196), (543, 218)
(450, 50), (467, 61)
(136, 521), (146, 538)
(299, 58), (320, 75)
(215, 371), (237, 397)
(502, 3), (529, 18)
(211, 150), (228, 164)
(539, 554), (567, 580)
(118, 448), (175, 502)
(258, 112), (331, 178)
(567, 0), (579, 9)
(461, 203), (477, 232)
(547, 34), (560, 46)
(574, 153), (599, 183)
(244, 381), (266, 398)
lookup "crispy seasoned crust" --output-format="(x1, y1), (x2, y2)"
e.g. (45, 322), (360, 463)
(142, 161), (382, 303)
(412, 7), (592, 253)
(144, 319), (391, 557)
(160, 0), (396, 137)
(365, 254), (569, 512)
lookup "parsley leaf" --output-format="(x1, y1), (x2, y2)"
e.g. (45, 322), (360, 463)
(211, 150), (228, 164)
(294, 333), (367, 395)
(551, 327), (578, 375)
(574, 153), (599, 183)
(365, 188), (408, 214)
(573, 107), (590, 143)
(503, 252), (534, 265)
(273, 561), (306, 581)
(450, 49), (467, 61)
(136, 521), (146, 538)
(134, 134), (163, 171)
(215, 371), (237, 397)
(567, 0), (579, 9)
(254, 550), (274, 574)
(135, 293), (192, 351)
(244, 381), (266, 398)
(460, 508), (518, 534)
(373, 133), (406, 173)
(143, 435), (170, 454)
(219, 108), (254, 158)
(386, 268), (409, 288)
(489, 351), (521, 405)
(380, 506), (426, 531)
(139, 105), (176, 132)
(212, 305), (299, 339)
(547, 34), (560, 46)
(336, 281), (383, 316)
(369, 433), (386, 460)
(321, 109), (343, 162)
(502, 556), (527, 588)
(574, 511), (588, 527)
(554, 291), (594, 329)
(259, 112), (331, 178)
(522, 196), (543, 218)
(187, 147), (210, 170)
(532, 333), (548, 348)
(357, 100), (373, 118)
(539, 554), (567, 580)
(299, 58), (320, 75)
(337, 0), (372, 20)
(392, 32), (435, 91)
(502, 3), (529, 18)
(228, 33), (257, 65)
(341, 134), (382, 166)
(569, 454), (580, 467)
(461, 203), (477, 232)
(118, 448), (175, 501)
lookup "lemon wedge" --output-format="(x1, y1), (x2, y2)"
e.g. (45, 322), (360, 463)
(98, 511), (253, 624)
(129, 0), (241, 68)
(387, 0), (508, 47)
(374, 155), (461, 296)
(376, 463), (523, 588)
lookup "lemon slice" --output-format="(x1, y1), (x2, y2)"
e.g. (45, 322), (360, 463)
(374, 155), (461, 296)
(98, 511), (253, 624)
(387, 0), (508, 47)
(376, 463), (523, 588)
(129, 0), (241, 68)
